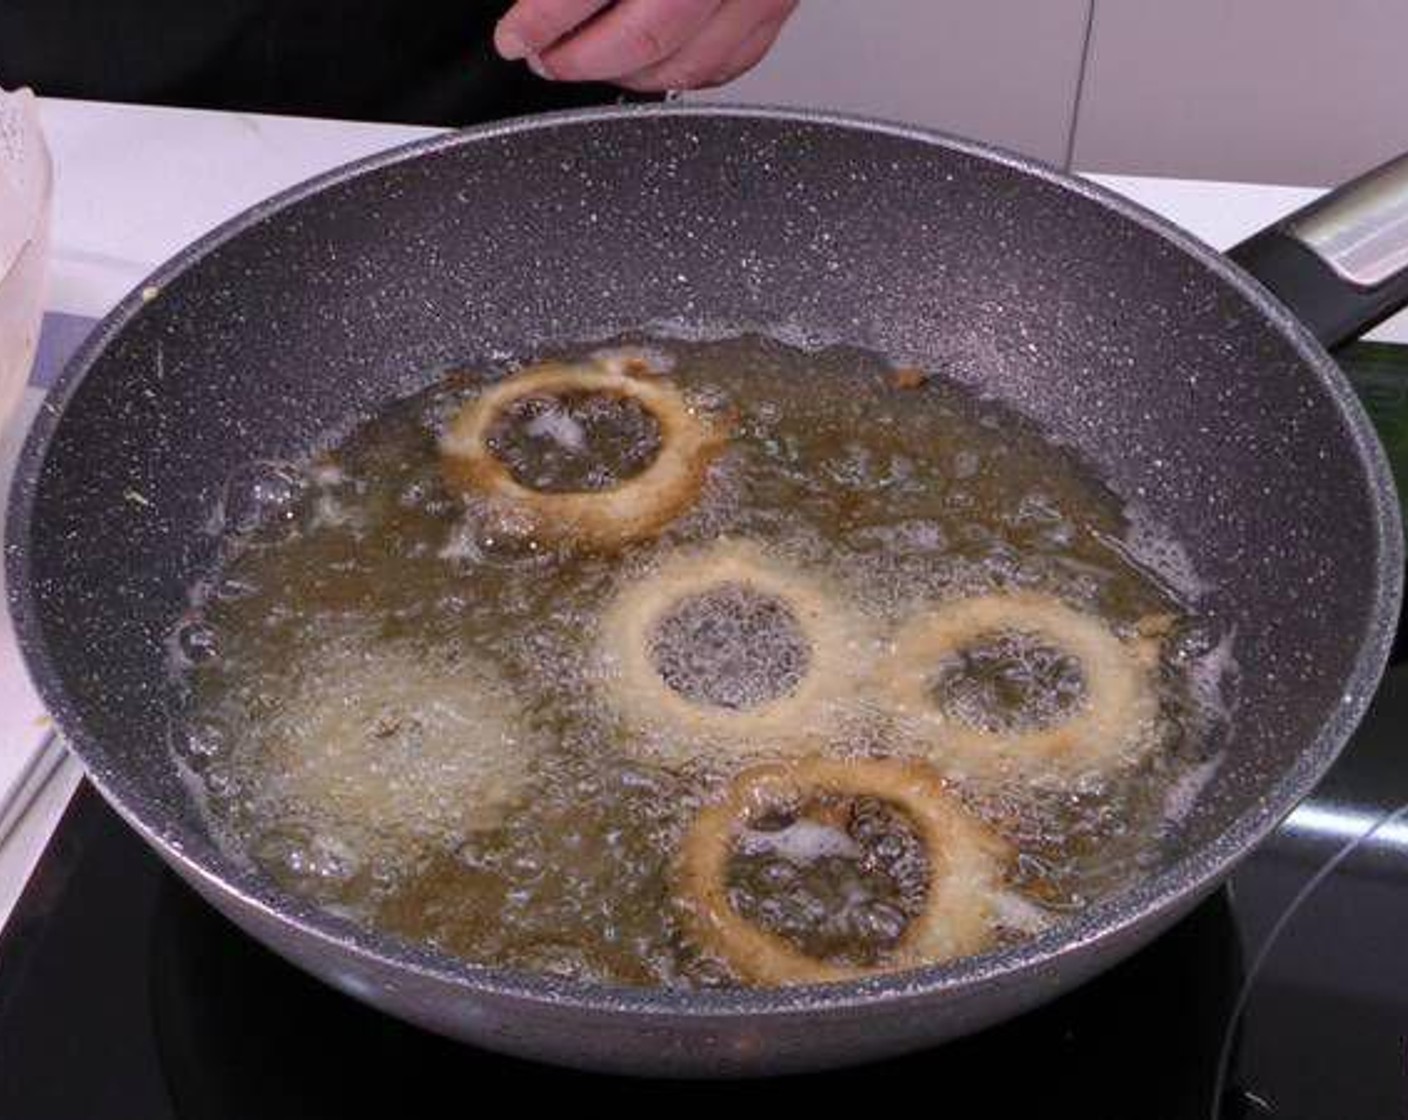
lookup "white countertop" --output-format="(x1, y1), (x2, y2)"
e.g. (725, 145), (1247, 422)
(2, 96), (1404, 932)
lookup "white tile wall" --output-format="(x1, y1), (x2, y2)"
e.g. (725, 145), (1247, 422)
(704, 1), (1408, 187)
(697, 0), (1093, 167)
(1072, 0), (1408, 186)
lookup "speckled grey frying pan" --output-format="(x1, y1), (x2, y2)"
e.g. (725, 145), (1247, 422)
(8, 107), (1408, 1076)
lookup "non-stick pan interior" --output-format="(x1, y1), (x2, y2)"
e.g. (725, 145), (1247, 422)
(9, 108), (1399, 984)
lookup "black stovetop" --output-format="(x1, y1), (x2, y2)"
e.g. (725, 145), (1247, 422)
(4, 346), (1408, 1119)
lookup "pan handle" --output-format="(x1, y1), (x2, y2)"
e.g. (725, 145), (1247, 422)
(1229, 152), (1408, 350)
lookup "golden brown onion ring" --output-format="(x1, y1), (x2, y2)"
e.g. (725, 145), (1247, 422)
(676, 756), (1009, 985)
(880, 592), (1160, 783)
(599, 540), (871, 762)
(439, 361), (725, 549)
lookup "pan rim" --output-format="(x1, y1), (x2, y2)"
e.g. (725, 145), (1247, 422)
(7, 101), (1403, 1021)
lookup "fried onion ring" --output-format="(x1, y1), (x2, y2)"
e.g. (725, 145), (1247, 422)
(676, 756), (1009, 985)
(880, 592), (1160, 783)
(440, 361), (725, 549)
(599, 540), (871, 761)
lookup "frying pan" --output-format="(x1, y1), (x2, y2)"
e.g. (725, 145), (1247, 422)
(8, 106), (1408, 1077)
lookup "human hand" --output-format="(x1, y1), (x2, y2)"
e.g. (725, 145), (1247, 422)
(494, 0), (799, 92)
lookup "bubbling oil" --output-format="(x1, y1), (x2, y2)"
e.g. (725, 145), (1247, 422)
(649, 583), (812, 711)
(173, 333), (1231, 988)
(933, 632), (1087, 734)
(487, 390), (662, 492)
(728, 796), (931, 969)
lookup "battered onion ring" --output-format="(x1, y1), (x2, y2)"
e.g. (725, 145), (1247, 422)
(676, 757), (1009, 985)
(880, 592), (1160, 783)
(599, 540), (870, 761)
(253, 642), (537, 856)
(439, 361), (725, 549)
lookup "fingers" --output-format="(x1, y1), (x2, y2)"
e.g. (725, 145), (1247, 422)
(536, 0), (724, 82)
(497, 0), (798, 90)
(494, 0), (615, 61)
(616, 0), (797, 91)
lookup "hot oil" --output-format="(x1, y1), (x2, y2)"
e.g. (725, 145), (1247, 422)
(175, 333), (1230, 988)
(727, 796), (931, 968)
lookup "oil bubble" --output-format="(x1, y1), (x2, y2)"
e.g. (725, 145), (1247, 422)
(171, 619), (220, 666)
(223, 461), (306, 539)
(254, 824), (361, 903)
(171, 717), (230, 769)
(438, 504), (556, 569)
